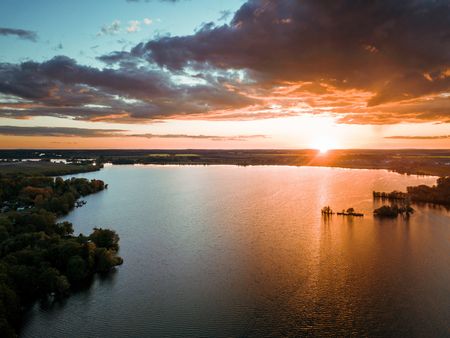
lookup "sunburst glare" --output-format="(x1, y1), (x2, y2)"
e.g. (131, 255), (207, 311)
(311, 135), (338, 153)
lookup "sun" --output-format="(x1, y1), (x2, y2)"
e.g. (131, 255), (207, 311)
(318, 145), (330, 154)
(310, 136), (337, 154)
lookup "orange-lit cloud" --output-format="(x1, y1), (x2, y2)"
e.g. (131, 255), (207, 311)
(385, 135), (450, 140)
(0, 125), (267, 142)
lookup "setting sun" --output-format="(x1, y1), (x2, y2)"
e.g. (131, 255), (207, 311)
(311, 136), (337, 153)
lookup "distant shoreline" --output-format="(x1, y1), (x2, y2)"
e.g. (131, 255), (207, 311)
(1, 149), (449, 177)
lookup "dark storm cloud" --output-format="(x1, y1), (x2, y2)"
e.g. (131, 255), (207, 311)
(0, 27), (38, 41)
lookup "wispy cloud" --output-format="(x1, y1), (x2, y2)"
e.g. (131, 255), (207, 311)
(98, 18), (151, 36)
(130, 133), (267, 141)
(127, 20), (141, 33)
(218, 10), (232, 22)
(0, 126), (124, 137)
(0, 126), (267, 141)
(385, 135), (450, 140)
(98, 20), (121, 36)
(0, 27), (37, 41)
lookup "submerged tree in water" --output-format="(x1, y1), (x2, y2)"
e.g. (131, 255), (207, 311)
(374, 204), (415, 218)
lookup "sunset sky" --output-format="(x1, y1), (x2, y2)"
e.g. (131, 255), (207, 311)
(0, 0), (449, 149)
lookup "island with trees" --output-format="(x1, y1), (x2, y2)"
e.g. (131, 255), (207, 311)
(373, 204), (414, 218)
(0, 174), (122, 337)
(337, 208), (364, 217)
(321, 207), (364, 217)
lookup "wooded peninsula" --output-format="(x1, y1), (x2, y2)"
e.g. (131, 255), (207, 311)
(0, 173), (122, 337)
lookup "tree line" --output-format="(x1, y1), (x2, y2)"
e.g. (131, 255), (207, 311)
(406, 176), (450, 205)
(373, 176), (450, 207)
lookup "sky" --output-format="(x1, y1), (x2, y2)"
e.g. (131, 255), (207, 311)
(0, 0), (449, 149)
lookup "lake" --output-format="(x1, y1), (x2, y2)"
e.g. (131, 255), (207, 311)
(21, 165), (450, 337)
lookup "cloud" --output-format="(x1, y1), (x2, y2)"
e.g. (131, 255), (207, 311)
(140, 0), (449, 105)
(98, 20), (121, 36)
(130, 133), (267, 141)
(218, 10), (232, 22)
(385, 135), (450, 140)
(0, 0), (449, 126)
(0, 27), (37, 41)
(143, 18), (153, 25)
(0, 125), (266, 141)
(0, 126), (124, 137)
(127, 20), (141, 33)
(98, 0), (450, 124)
(0, 55), (255, 122)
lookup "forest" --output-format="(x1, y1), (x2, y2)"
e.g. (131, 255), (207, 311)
(0, 174), (122, 337)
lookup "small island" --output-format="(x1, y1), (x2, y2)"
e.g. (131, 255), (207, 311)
(374, 204), (414, 218)
(337, 208), (364, 217)
(322, 206), (364, 217)
(321, 206), (334, 215)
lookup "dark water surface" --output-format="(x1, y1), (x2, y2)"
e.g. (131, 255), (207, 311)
(21, 166), (450, 337)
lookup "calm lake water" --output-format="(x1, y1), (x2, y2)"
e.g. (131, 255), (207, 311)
(21, 165), (450, 337)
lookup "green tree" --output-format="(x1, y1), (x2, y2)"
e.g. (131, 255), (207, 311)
(89, 228), (120, 251)
(95, 248), (123, 273)
(36, 265), (70, 296)
(66, 255), (87, 284)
